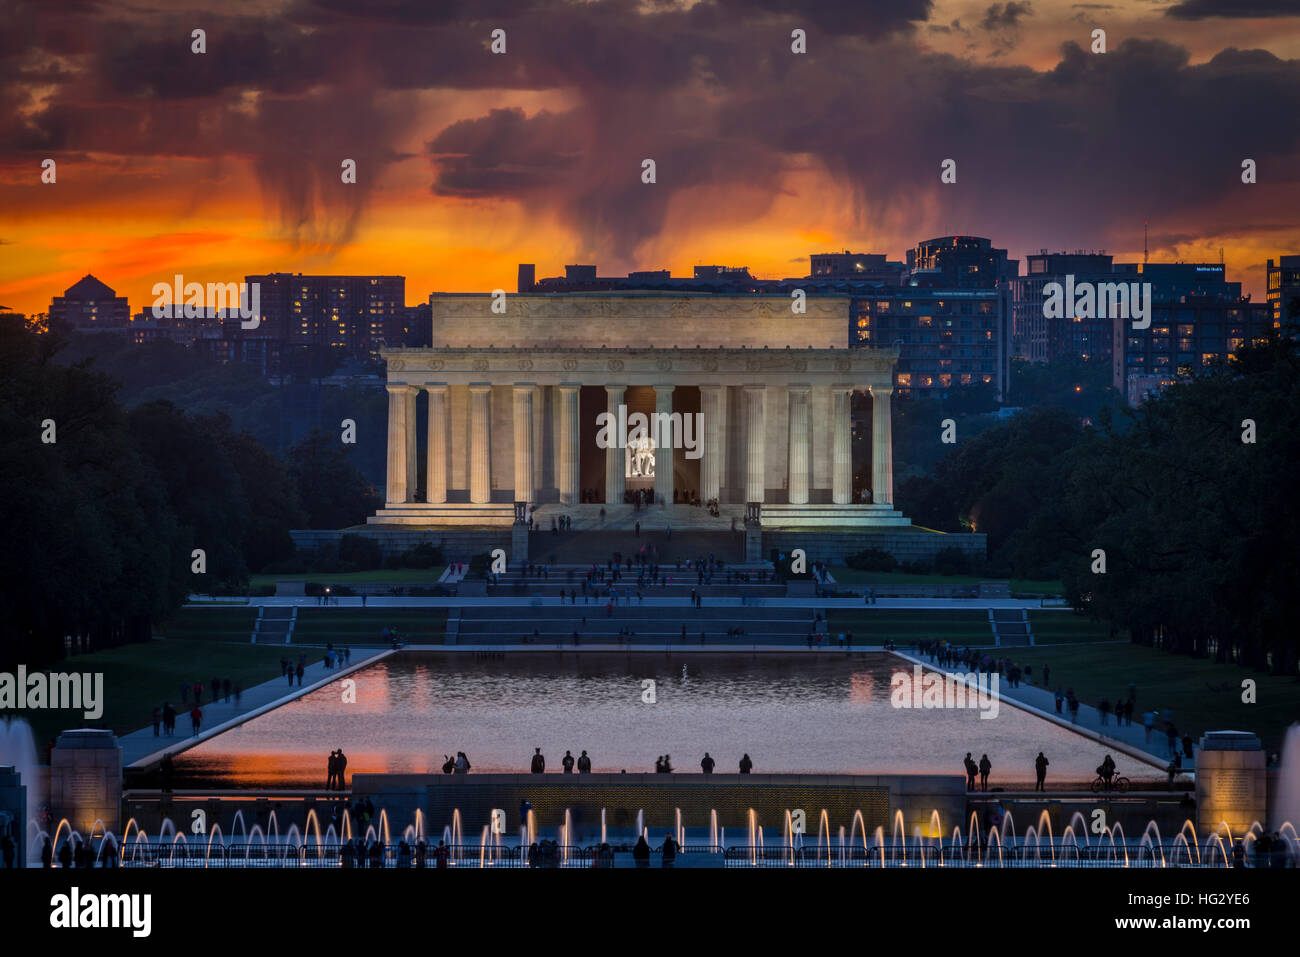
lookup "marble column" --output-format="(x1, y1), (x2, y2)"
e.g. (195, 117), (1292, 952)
(385, 383), (412, 505)
(699, 385), (722, 502)
(425, 384), (448, 504)
(404, 385), (419, 500)
(604, 385), (625, 505)
(513, 384), (534, 504)
(787, 385), (810, 505)
(531, 385), (545, 500)
(654, 384), (675, 506)
(832, 387), (852, 505)
(744, 384), (766, 503)
(558, 384), (580, 506)
(469, 384), (492, 504)
(871, 383), (894, 506)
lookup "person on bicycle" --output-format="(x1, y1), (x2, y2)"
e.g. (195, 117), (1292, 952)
(1097, 754), (1117, 789)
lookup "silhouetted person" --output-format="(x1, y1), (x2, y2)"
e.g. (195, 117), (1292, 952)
(327, 750), (338, 789)
(978, 754), (991, 791)
(151, 707), (161, 736)
(662, 834), (678, 868)
(701, 752), (715, 774)
(632, 835), (651, 868)
(576, 750), (591, 773)
(964, 753), (977, 791)
(1098, 754), (1117, 789)
(190, 705), (202, 735)
(562, 750), (575, 773)
(454, 751), (470, 773)
(739, 753), (753, 774)
(337, 748), (348, 787)
(530, 748), (545, 773)
(1034, 752), (1049, 792)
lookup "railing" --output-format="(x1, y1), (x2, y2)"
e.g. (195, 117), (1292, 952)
(49, 840), (1248, 869)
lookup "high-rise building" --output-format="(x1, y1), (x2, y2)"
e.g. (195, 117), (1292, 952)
(244, 273), (405, 357)
(1111, 294), (1274, 404)
(1267, 255), (1300, 327)
(809, 251), (907, 284)
(907, 236), (1017, 289)
(852, 289), (1009, 401)
(48, 275), (129, 331)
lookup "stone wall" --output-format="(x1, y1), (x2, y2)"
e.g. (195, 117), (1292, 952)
(291, 528), (510, 559)
(764, 529), (987, 565)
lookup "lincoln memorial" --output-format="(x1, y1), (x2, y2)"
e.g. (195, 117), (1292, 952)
(369, 293), (911, 533)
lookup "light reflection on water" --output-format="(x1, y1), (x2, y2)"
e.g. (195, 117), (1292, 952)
(174, 652), (1155, 788)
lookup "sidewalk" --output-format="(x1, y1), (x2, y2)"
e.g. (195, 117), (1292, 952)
(894, 650), (1182, 774)
(120, 648), (391, 768)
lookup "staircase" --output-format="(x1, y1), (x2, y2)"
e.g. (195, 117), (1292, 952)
(253, 606), (296, 644)
(989, 609), (1034, 647)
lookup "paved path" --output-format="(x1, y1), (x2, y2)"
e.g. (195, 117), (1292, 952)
(893, 650), (1185, 776)
(120, 648), (391, 768)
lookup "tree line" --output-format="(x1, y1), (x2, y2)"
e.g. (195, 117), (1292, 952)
(898, 326), (1300, 673)
(0, 324), (378, 669)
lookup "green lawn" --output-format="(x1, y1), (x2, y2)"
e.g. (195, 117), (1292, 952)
(156, 607), (259, 641)
(826, 609), (993, 644)
(1028, 611), (1115, 644)
(292, 607), (448, 644)
(1009, 643), (1300, 754)
(249, 567), (448, 587)
(13, 639), (292, 744)
(828, 567), (1063, 594)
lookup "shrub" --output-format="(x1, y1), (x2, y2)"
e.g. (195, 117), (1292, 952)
(933, 547), (973, 576)
(338, 534), (383, 570)
(845, 548), (898, 572)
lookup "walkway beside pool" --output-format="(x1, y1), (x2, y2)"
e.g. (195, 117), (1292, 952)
(120, 648), (392, 768)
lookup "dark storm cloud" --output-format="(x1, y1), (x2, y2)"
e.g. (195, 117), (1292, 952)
(980, 2), (1034, 32)
(1166, 0), (1300, 19)
(711, 0), (932, 38)
(1, 0), (1297, 260)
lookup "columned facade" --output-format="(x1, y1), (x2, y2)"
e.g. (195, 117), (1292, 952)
(371, 344), (906, 529)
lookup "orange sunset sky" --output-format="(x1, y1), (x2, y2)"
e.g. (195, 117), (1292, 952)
(2, 0), (1299, 317)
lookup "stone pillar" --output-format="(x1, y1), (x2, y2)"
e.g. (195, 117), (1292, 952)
(49, 729), (121, 841)
(532, 385), (545, 500)
(718, 386), (729, 498)
(404, 386), (419, 501)
(604, 385), (625, 505)
(425, 385), (448, 504)
(513, 384), (535, 504)
(1196, 731), (1267, 841)
(871, 383), (894, 506)
(832, 387), (852, 505)
(700, 385), (722, 502)
(787, 385), (810, 505)
(0, 765), (27, 867)
(654, 384), (675, 506)
(558, 384), (580, 506)
(469, 384), (492, 504)
(385, 383), (412, 504)
(744, 385), (766, 503)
